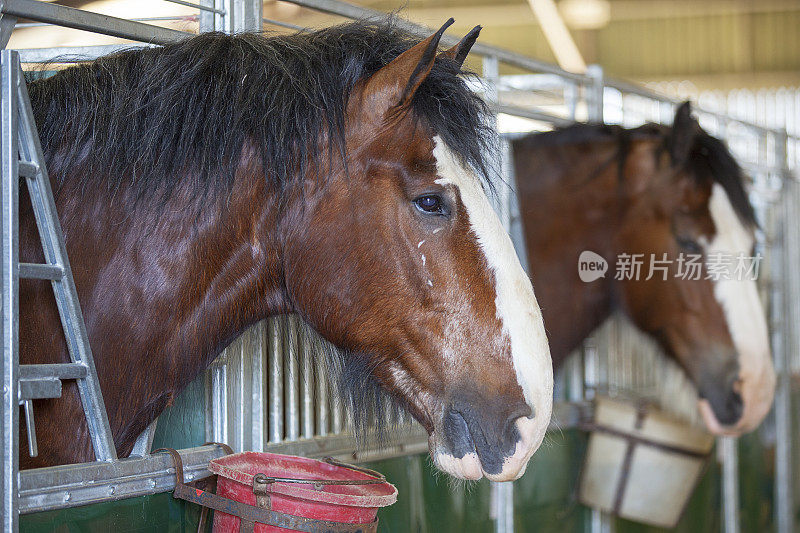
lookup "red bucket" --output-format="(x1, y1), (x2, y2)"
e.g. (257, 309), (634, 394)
(209, 452), (397, 532)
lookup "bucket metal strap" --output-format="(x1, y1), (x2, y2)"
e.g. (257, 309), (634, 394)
(156, 448), (379, 533)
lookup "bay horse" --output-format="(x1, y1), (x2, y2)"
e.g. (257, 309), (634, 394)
(512, 102), (774, 436)
(20, 20), (553, 481)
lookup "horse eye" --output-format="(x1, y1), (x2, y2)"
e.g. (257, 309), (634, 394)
(414, 195), (444, 214)
(676, 236), (703, 254)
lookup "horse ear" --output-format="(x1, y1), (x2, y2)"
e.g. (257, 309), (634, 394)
(440, 25), (481, 69)
(667, 101), (699, 166)
(364, 18), (454, 113)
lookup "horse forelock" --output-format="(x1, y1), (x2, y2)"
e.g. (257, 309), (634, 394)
(28, 19), (496, 208)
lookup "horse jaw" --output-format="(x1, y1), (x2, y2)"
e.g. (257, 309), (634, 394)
(430, 137), (553, 480)
(701, 183), (775, 435)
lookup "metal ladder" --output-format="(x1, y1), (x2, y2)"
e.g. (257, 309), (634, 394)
(2, 49), (117, 531)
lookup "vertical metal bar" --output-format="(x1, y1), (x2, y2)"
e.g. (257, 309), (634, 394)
(315, 350), (329, 437)
(565, 80), (578, 122)
(250, 322), (266, 451)
(586, 64), (604, 123)
(491, 482), (513, 533)
(268, 316), (283, 443)
(300, 326), (314, 439)
(210, 357), (228, 446)
(773, 129), (793, 533)
(285, 315), (300, 441)
(231, 0), (261, 32)
(16, 63), (117, 462)
(720, 436), (740, 533)
(198, 0), (215, 32)
(1, 48), (19, 533)
(232, 335), (247, 452)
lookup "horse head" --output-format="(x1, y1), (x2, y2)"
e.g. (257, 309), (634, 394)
(280, 21), (552, 480)
(615, 102), (775, 436)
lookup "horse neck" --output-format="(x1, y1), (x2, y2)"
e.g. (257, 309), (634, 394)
(512, 138), (625, 367)
(44, 160), (290, 456)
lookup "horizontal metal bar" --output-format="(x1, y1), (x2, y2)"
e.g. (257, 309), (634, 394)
(1, 0), (190, 45)
(19, 263), (63, 280)
(17, 44), (155, 63)
(19, 444), (227, 514)
(163, 0), (225, 15)
(491, 103), (574, 127)
(19, 363), (87, 380)
(18, 378), (60, 401)
(17, 161), (36, 177)
(14, 16), (186, 29)
(262, 17), (306, 31)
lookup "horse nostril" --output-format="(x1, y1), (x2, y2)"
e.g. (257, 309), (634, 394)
(704, 386), (744, 426)
(509, 404), (533, 421)
(442, 407), (476, 459)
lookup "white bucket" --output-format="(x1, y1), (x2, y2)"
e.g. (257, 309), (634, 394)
(578, 396), (714, 528)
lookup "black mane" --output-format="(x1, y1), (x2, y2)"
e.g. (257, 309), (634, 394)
(516, 121), (757, 228)
(29, 20), (495, 203)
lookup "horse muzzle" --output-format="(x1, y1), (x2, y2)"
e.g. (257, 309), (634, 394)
(428, 394), (548, 481)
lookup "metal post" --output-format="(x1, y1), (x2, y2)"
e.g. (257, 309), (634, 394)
(300, 327), (313, 439)
(720, 436), (740, 533)
(268, 317), (283, 443)
(774, 128), (793, 533)
(586, 64), (604, 124)
(231, 0), (262, 32)
(249, 323), (266, 451)
(285, 315), (300, 441)
(1, 48), (20, 533)
(491, 482), (514, 533)
(315, 351), (329, 437)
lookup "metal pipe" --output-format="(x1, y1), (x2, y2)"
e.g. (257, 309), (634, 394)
(586, 64), (604, 123)
(1, 49), (20, 533)
(774, 129), (793, 533)
(249, 322), (266, 451)
(315, 351), (329, 437)
(0, 0), (189, 45)
(163, 0), (225, 15)
(268, 317), (283, 443)
(720, 436), (740, 533)
(14, 16), (186, 29)
(300, 325), (314, 439)
(262, 17), (305, 31)
(285, 315), (300, 441)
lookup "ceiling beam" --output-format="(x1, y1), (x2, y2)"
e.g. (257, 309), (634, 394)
(526, 0), (585, 72)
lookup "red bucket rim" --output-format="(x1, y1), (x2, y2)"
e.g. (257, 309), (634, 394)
(209, 451), (397, 508)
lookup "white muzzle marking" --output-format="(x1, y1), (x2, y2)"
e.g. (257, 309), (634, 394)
(432, 137), (553, 480)
(701, 183), (775, 434)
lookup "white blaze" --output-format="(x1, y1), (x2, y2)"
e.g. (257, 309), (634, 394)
(433, 137), (553, 477)
(702, 183), (775, 433)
